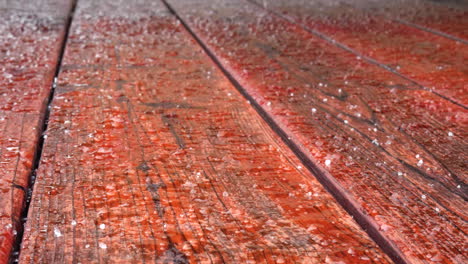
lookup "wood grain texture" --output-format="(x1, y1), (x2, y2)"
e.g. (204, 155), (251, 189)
(18, 0), (391, 263)
(0, 1), (72, 262)
(249, 0), (468, 107)
(336, 0), (468, 42)
(166, 0), (468, 263)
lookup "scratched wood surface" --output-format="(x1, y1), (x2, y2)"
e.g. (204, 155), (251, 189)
(0, 1), (72, 262)
(18, 0), (391, 263)
(249, 0), (468, 107)
(166, 0), (468, 263)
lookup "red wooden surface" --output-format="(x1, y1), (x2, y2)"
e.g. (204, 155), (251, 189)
(349, 0), (468, 42)
(18, 0), (391, 263)
(0, 1), (72, 262)
(166, 0), (467, 263)
(249, 0), (468, 107)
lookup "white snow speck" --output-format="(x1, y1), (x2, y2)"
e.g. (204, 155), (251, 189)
(311, 108), (317, 113)
(99, 224), (106, 230)
(325, 160), (331, 167)
(372, 139), (379, 146)
(417, 159), (423, 167)
(448, 131), (454, 137)
(54, 227), (62, 237)
(99, 242), (107, 249)
(6, 147), (18, 152)
(71, 220), (77, 226)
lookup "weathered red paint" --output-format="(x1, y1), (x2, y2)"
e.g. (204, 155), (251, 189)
(351, 0), (468, 41)
(167, 0), (467, 263)
(250, 0), (468, 107)
(0, 2), (72, 262)
(18, 0), (390, 263)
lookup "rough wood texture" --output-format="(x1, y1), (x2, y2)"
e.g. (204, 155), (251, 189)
(341, 0), (468, 41)
(0, 1), (72, 262)
(166, 0), (468, 263)
(18, 0), (391, 263)
(250, 0), (468, 107)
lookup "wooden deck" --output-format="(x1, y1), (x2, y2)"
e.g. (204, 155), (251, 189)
(0, 0), (466, 263)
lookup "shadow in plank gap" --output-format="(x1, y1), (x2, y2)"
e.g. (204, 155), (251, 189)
(0, 1), (74, 263)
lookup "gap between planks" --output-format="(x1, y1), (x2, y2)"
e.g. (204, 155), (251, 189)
(10, 0), (79, 262)
(160, 0), (407, 263)
(392, 18), (468, 45)
(246, 0), (468, 110)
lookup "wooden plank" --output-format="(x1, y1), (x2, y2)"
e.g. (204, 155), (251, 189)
(0, 0), (72, 18)
(0, 2), (72, 262)
(18, 0), (391, 263)
(335, 0), (468, 42)
(249, 0), (468, 107)
(166, 0), (468, 263)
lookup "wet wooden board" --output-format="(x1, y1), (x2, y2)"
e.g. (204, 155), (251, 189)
(0, 1), (72, 262)
(166, 0), (468, 263)
(249, 0), (468, 107)
(342, 0), (468, 42)
(18, 0), (391, 263)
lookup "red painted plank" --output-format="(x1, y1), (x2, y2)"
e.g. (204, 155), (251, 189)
(18, 0), (391, 263)
(344, 0), (468, 41)
(249, 0), (468, 107)
(166, 0), (468, 263)
(0, 2), (72, 262)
